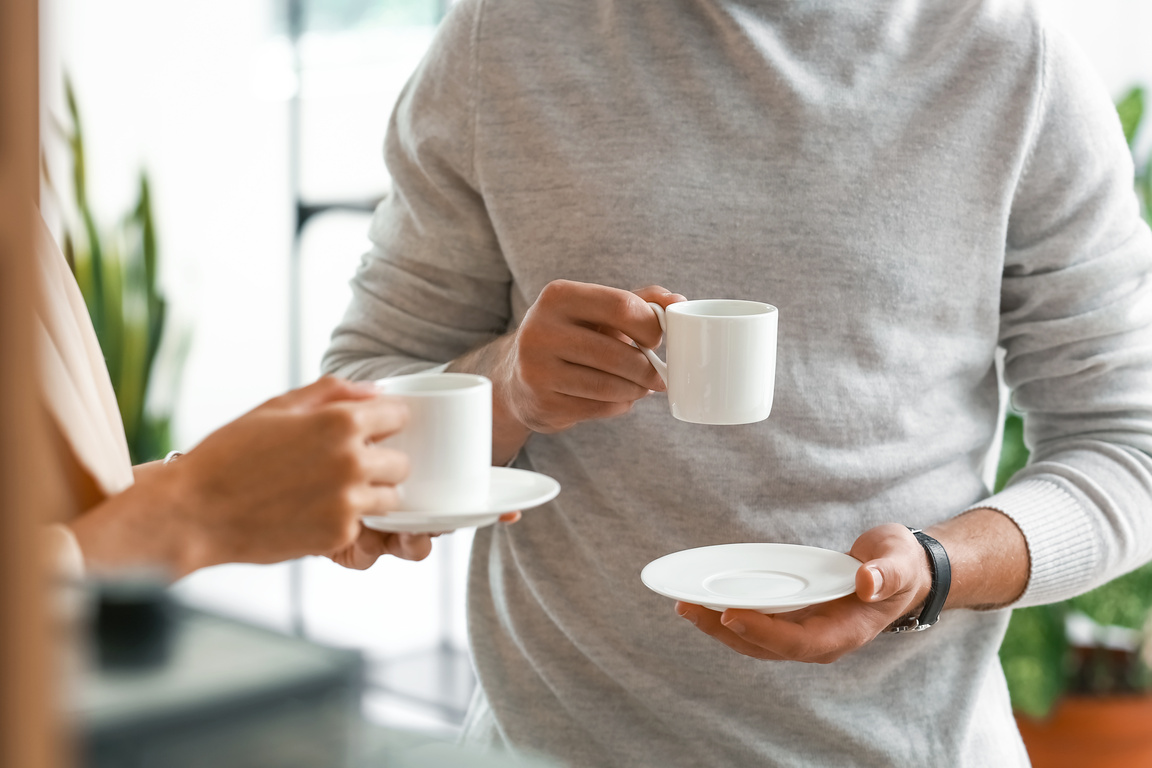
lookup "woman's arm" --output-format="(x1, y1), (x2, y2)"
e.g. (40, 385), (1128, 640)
(69, 377), (418, 579)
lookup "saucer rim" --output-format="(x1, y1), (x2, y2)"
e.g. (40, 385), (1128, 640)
(359, 466), (559, 533)
(641, 542), (861, 612)
(362, 512), (502, 535)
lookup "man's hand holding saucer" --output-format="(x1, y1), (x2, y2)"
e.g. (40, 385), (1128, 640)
(675, 524), (933, 663)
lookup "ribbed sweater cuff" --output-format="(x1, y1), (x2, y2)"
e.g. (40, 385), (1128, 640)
(965, 477), (1099, 607)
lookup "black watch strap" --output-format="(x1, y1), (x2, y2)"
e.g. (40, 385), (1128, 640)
(886, 527), (951, 633)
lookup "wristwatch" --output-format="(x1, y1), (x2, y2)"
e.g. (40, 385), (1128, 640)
(886, 527), (951, 633)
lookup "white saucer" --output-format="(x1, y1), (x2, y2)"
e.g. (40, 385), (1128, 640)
(641, 543), (861, 614)
(361, 466), (560, 534)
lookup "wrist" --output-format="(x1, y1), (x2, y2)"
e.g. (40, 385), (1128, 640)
(68, 473), (191, 579)
(925, 507), (1029, 610)
(157, 455), (224, 576)
(887, 527), (951, 633)
(449, 334), (533, 462)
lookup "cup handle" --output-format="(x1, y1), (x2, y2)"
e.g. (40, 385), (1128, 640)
(635, 302), (669, 386)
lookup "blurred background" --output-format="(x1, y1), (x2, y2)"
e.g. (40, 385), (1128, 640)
(41, 0), (473, 745)
(32, 0), (1152, 764)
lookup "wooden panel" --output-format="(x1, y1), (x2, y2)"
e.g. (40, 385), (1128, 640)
(0, 0), (64, 766)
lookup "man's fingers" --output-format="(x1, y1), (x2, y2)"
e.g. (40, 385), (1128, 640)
(632, 285), (687, 309)
(716, 607), (852, 663)
(521, 391), (638, 432)
(548, 326), (665, 392)
(592, 324), (634, 345)
(675, 603), (785, 661)
(676, 602), (727, 634)
(850, 524), (928, 604)
(856, 561), (916, 603)
(538, 280), (667, 350)
(857, 564), (886, 602)
(727, 598), (895, 663)
(551, 360), (658, 403)
(678, 597), (889, 664)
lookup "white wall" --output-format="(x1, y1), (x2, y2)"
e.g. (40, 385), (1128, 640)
(44, 1), (292, 436)
(1045, 0), (1152, 100)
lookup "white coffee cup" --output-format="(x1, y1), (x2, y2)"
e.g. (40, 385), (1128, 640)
(375, 372), (492, 512)
(637, 299), (778, 425)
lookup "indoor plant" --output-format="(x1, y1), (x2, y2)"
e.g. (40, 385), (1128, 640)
(46, 77), (188, 463)
(997, 85), (1152, 766)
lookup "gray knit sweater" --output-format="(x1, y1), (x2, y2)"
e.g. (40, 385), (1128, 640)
(323, 1), (1152, 765)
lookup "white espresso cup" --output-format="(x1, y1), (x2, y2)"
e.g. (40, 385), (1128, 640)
(637, 299), (778, 425)
(375, 372), (493, 512)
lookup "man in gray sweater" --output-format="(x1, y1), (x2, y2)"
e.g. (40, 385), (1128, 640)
(323, 1), (1152, 765)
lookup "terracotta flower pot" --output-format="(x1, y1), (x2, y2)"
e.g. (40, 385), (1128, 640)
(1016, 695), (1152, 768)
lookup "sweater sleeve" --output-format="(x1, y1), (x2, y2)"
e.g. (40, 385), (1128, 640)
(322, 0), (512, 382)
(971, 24), (1152, 607)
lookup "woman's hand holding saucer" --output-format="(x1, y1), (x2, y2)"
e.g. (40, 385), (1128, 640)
(328, 512), (521, 570)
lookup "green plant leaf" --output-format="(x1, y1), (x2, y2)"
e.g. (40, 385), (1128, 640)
(62, 232), (77, 279)
(1067, 561), (1152, 631)
(118, 310), (149, 458)
(101, 238), (126, 406)
(1000, 604), (1067, 718)
(57, 74), (185, 464)
(136, 415), (174, 465)
(81, 207), (107, 341)
(142, 297), (167, 410)
(995, 411), (1029, 492)
(135, 173), (158, 303)
(64, 76), (89, 210)
(133, 174), (165, 369)
(1117, 86), (1144, 149)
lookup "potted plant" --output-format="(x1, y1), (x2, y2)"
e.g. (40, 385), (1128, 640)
(45, 77), (188, 463)
(997, 86), (1152, 767)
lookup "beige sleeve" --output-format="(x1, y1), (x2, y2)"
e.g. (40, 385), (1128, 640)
(33, 212), (134, 498)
